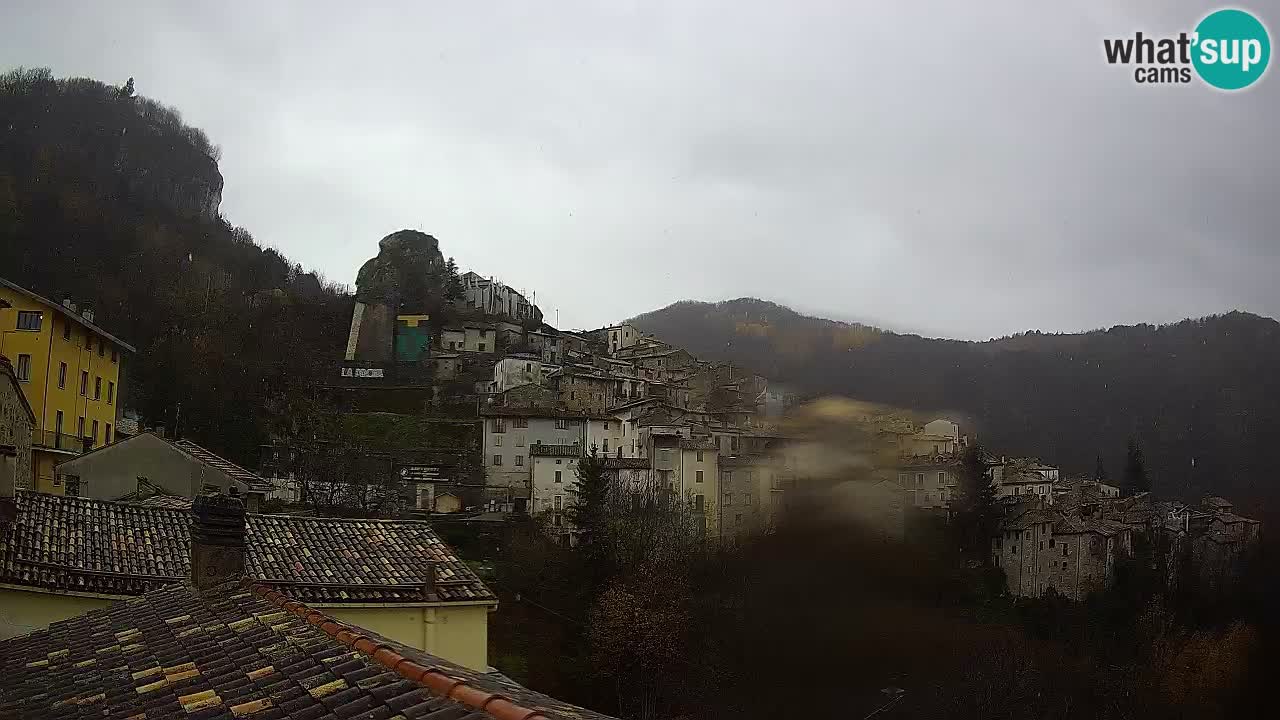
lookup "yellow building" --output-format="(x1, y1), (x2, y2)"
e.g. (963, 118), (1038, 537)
(0, 277), (134, 492)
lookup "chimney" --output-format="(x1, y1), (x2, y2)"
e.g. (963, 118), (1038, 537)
(62, 298), (78, 313)
(190, 492), (247, 590)
(82, 308), (95, 323)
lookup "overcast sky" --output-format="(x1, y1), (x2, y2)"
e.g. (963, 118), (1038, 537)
(3, 1), (1277, 339)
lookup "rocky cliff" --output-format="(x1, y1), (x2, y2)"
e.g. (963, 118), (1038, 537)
(0, 68), (223, 220)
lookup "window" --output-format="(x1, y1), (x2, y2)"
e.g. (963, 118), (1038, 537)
(55, 411), (64, 436)
(98, 342), (104, 358)
(493, 455), (503, 466)
(555, 458), (562, 465)
(898, 473), (909, 485)
(525, 363), (531, 371)
(91, 419), (99, 443)
(85, 335), (92, 350)
(512, 417), (528, 428)
(111, 348), (118, 363)
(723, 493), (732, 506)
(515, 434), (525, 447)
(659, 449), (670, 461)
(63, 321), (71, 340)
(58, 362), (67, 389)
(1062, 544), (1069, 557)
(554, 495), (564, 511)
(77, 416), (85, 438)
(1049, 538), (1055, 548)
(478, 343), (486, 352)
(555, 419), (569, 429)
(554, 470), (562, 483)
(1011, 545), (1017, 555)
(938, 471), (946, 485)
(16, 311), (42, 331)
(107, 381), (114, 405)
(1039, 541), (1044, 550)
(694, 494), (705, 512)
(94, 376), (102, 400)
(696, 470), (704, 483)
(603, 422), (609, 430)
(15, 354), (31, 381)
(602, 439), (609, 452)
(515, 455), (523, 466)
(696, 450), (704, 462)
(916, 473), (925, 487)
(494, 435), (503, 447)
(80, 371), (88, 395)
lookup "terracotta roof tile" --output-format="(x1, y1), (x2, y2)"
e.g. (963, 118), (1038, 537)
(170, 439), (272, 492)
(0, 581), (611, 720)
(1, 491), (495, 603)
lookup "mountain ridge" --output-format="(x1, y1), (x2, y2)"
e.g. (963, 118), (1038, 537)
(629, 298), (1280, 508)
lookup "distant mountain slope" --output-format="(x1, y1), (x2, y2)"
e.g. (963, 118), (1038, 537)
(630, 299), (1280, 506)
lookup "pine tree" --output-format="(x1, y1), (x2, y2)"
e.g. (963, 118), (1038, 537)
(568, 445), (611, 547)
(444, 257), (464, 303)
(953, 443), (997, 557)
(1124, 437), (1149, 495)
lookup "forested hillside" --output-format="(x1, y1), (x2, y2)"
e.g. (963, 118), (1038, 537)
(631, 299), (1280, 507)
(0, 68), (352, 464)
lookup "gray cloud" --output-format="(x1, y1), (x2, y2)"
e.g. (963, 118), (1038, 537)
(3, 0), (1277, 339)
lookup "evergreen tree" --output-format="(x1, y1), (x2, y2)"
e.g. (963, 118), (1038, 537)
(1093, 455), (1107, 482)
(1124, 437), (1149, 495)
(568, 445), (611, 547)
(445, 257), (464, 303)
(952, 443), (997, 557)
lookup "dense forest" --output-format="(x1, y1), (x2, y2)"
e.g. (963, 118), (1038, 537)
(0, 67), (352, 464)
(630, 299), (1280, 508)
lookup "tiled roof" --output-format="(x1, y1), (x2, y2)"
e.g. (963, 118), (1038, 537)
(1, 491), (495, 604)
(0, 580), (613, 720)
(170, 439), (272, 493)
(1004, 508), (1061, 530)
(133, 495), (196, 510)
(1212, 512), (1260, 525)
(677, 438), (717, 451)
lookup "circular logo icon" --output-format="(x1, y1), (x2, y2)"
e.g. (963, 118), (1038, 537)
(1192, 9), (1271, 90)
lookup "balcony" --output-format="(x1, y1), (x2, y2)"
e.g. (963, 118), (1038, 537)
(32, 430), (92, 454)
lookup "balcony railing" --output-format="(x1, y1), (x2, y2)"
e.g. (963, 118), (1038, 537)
(32, 430), (92, 453)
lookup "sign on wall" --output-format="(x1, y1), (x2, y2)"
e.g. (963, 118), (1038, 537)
(340, 367), (385, 378)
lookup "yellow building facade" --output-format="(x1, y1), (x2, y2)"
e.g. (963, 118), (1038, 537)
(0, 584), (493, 670)
(0, 277), (134, 492)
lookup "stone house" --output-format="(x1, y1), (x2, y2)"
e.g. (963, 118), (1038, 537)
(0, 355), (35, 491)
(992, 506), (1132, 601)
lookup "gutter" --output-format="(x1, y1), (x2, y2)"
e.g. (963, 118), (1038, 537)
(0, 581), (132, 601)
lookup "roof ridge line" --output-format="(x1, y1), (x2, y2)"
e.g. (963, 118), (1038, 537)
(241, 579), (547, 720)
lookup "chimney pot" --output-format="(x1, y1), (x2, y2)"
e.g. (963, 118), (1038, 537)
(190, 492), (247, 589)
